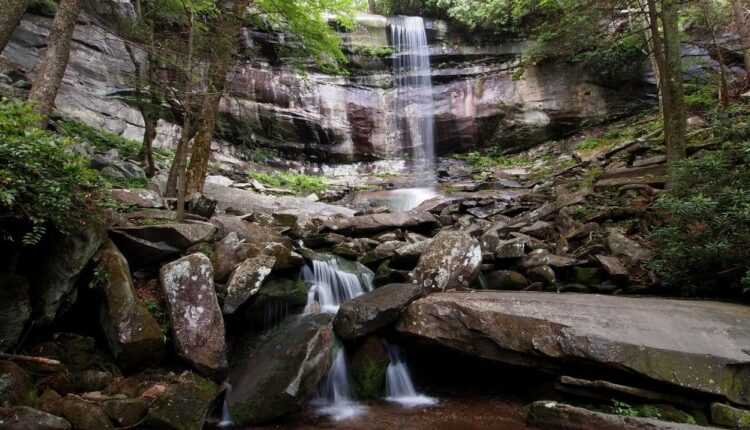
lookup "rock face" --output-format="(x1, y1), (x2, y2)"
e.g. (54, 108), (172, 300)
(397, 292), (750, 406)
(93, 241), (164, 368)
(228, 314), (335, 425)
(159, 254), (226, 375)
(333, 283), (426, 340)
(0, 275), (31, 351)
(411, 231), (482, 291)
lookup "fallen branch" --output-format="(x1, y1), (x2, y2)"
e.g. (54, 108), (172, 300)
(0, 353), (61, 366)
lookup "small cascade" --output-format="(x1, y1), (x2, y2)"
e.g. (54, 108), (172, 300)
(310, 348), (365, 421)
(302, 254), (372, 420)
(218, 385), (233, 428)
(262, 299), (289, 332)
(390, 16), (436, 172)
(302, 255), (373, 314)
(383, 340), (438, 407)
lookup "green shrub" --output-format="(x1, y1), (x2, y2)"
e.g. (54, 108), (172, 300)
(649, 142), (750, 296)
(58, 119), (142, 159)
(28, 0), (58, 16)
(249, 171), (328, 196)
(684, 83), (717, 111)
(0, 99), (105, 245)
(456, 151), (526, 169)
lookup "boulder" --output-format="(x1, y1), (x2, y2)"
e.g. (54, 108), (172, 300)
(360, 241), (408, 265)
(398, 292), (750, 406)
(243, 278), (309, 331)
(595, 255), (628, 278)
(209, 215), (285, 244)
(210, 233), (262, 283)
(710, 403), (750, 429)
(101, 398), (148, 427)
(0, 362), (34, 406)
(521, 249), (579, 269)
(528, 401), (706, 430)
(606, 230), (652, 262)
(110, 223), (217, 267)
(227, 314), (335, 425)
(323, 211), (440, 236)
(349, 336), (390, 399)
(108, 189), (164, 209)
(93, 241), (164, 368)
(145, 373), (220, 430)
(333, 283), (426, 340)
(527, 266), (556, 286)
(0, 406), (71, 430)
(0, 275), (31, 351)
(159, 254), (226, 375)
(390, 240), (432, 269)
(411, 231), (482, 291)
(223, 255), (276, 315)
(495, 239), (526, 259)
(60, 395), (113, 430)
(263, 243), (304, 271)
(485, 270), (529, 291)
(30, 223), (106, 323)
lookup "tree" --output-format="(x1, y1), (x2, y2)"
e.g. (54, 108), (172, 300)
(0, 0), (30, 54)
(28, 0), (84, 123)
(731, 0), (750, 80)
(660, 0), (686, 165)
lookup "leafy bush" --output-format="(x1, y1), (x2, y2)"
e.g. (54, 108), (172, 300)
(28, 0), (58, 16)
(0, 99), (105, 244)
(649, 143), (750, 296)
(456, 151), (526, 168)
(249, 171), (328, 196)
(684, 83), (717, 111)
(58, 119), (142, 159)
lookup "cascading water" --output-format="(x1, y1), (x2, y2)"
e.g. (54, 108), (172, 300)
(383, 340), (438, 407)
(303, 254), (373, 420)
(390, 16), (437, 170)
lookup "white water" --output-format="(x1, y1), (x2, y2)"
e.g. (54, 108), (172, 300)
(384, 340), (438, 407)
(303, 254), (373, 420)
(302, 256), (373, 314)
(390, 16), (436, 172)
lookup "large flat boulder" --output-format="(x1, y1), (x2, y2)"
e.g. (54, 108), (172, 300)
(397, 292), (750, 406)
(93, 241), (164, 368)
(323, 211), (440, 236)
(333, 283), (426, 340)
(227, 313), (335, 425)
(110, 223), (217, 267)
(159, 254), (225, 375)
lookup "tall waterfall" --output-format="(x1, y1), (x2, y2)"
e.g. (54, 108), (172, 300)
(384, 340), (438, 407)
(390, 16), (436, 171)
(303, 255), (373, 420)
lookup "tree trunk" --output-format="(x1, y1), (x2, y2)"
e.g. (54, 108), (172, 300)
(731, 0), (750, 79)
(644, 0), (666, 117)
(0, 0), (29, 54)
(184, 0), (252, 195)
(27, 0), (83, 124)
(661, 0), (686, 166)
(700, 0), (730, 108)
(175, 5), (196, 223)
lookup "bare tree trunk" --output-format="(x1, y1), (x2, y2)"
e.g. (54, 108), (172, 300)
(643, 0), (666, 117)
(661, 0), (686, 166)
(731, 0), (750, 80)
(175, 4), (195, 223)
(184, 0), (252, 195)
(27, 0), (83, 124)
(0, 0), (30, 54)
(700, 0), (730, 108)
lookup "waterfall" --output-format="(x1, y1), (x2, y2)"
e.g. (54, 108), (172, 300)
(390, 16), (436, 172)
(303, 254), (372, 420)
(302, 255), (373, 314)
(383, 340), (437, 407)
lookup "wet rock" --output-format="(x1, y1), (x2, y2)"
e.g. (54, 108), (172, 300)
(0, 275), (31, 351)
(102, 397), (148, 426)
(145, 373), (219, 430)
(349, 336), (390, 400)
(108, 189), (164, 209)
(93, 241), (164, 369)
(228, 314), (335, 425)
(412, 231), (482, 291)
(0, 406), (71, 430)
(0, 362), (34, 406)
(334, 284), (426, 340)
(710, 403), (750, 429)
(60, 395), (113, 430)
(160, 254), (225, 375)
(31, 223), (106, 323)
(110, 223), (217, 267)
(485, 270), (528, 291)
(398, 292), (750, 406)
(210, 233), (262, 283)
(606, 230), (652, 262)
(527, 266), (556, 286)
(243, 278), (309, 331)
(324, 211), (440, 237)
(528, 401), (704, 430)
(224, 255), (276, 315)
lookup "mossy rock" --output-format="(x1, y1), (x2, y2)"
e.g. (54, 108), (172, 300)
(145, 373), (220, 430)
(349, 336), (389, 399)
(0, 361), (36, 406)
(60, 395), (114, 430)
(242, 278), (309, 331)
(711, 403), (750, 429)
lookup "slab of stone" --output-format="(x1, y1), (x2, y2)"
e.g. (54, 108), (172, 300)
(398, 292), (750, 406)
(324, 211), (440, 236)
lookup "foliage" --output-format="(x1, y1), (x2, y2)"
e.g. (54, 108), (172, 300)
(349, 45), (395, 57)
(649, 142), (750, 296)
(58, 120), (142, 158)
(249, 171), (329, 195)
(456, 151), (526, 168)
(684, 83), (717, 111)
(0, 99), (105, 245)
(27, 0), (58, 17)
